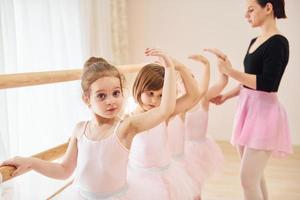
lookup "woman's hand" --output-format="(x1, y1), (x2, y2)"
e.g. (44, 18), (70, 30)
(210, 94), (227, 105)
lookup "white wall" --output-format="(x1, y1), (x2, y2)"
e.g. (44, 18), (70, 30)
(127, 0), (300, 145)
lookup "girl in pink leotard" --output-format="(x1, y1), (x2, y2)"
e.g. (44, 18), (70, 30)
(1, 49), (177, 200)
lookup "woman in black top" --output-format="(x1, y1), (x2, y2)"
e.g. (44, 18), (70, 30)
(206, 0), (292, 199)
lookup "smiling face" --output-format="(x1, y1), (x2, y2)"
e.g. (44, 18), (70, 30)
(87, 76), (123, 119)
(244, 0), (271, 28)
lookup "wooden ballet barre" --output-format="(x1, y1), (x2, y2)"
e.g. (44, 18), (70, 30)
(0, 69), (81, 89)
(46, 179), (74, 200)
(0, 142), (68, 184)
(0, 63), (145, 89)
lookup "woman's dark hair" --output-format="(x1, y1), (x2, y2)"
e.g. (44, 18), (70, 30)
(257, 0), (287, 18)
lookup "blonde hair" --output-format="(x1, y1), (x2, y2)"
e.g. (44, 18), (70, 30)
(132, 63), (164, 106)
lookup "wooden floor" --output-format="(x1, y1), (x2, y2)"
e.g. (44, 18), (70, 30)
(202, 141), (300, 200)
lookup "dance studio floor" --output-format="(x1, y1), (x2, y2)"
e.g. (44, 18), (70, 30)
(202, 141), (300, 200)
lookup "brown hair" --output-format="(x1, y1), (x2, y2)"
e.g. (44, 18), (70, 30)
(81, 57), (124, 95)
(132, 63), (165, 106)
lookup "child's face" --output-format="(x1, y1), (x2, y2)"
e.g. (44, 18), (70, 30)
(88, 76), (123, 118)
(140, 88), (163, 111)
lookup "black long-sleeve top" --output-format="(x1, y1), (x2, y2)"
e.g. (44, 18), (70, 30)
(243, 34), (289, 92)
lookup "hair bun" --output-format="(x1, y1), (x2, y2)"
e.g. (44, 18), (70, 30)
(84, 57), (108, 68)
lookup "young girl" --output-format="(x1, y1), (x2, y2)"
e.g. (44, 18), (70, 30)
(166, 54), (210, 200)
(0, 48), (177, 199)
(127, 51), (204, 200)
(206, 0), (293, 199)
(184, 58), (227, 196)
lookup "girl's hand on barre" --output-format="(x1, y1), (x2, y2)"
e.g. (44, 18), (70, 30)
(0, 156), (32, 176)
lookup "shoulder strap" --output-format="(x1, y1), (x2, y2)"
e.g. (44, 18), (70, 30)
(76, 121), (89, 140)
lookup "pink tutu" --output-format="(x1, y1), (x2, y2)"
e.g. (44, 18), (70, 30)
(184, 138), (224, 187)
(52, 176), (173, 200)
(127, 121), (199, 200)
(53, 180), (166, 200)
(184, 105), (224, 188)
(127, 161), (198, 200)
(52, 183), (129, 200)
(232, 87), (293, 157)
(167, 116), (201, 195)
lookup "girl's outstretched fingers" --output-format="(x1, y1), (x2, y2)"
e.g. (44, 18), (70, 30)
(188, 54), (209, 65)
(204, 48), (227, 60)
(144, 48), (174, 69)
